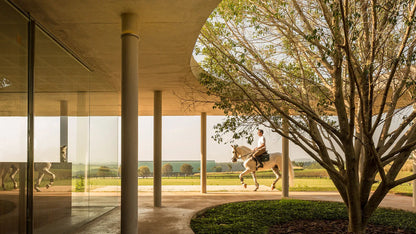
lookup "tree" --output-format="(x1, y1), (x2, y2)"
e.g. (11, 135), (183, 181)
(227, 163), (233, 172)
(180, 164), (193, 175)
(162, 163), (173, 176)
(138, 166), (151, 178)
(97, 166), (112, 177)
(212, 166), (223, 172)
(193, 0), (416, 232)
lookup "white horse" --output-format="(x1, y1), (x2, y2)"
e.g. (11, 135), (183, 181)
(0, 163), (19, 190)
(231, 145), (294, 191)
(34, 145), (67, 192)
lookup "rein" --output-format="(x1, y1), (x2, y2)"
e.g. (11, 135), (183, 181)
(237, 150), (252, 160)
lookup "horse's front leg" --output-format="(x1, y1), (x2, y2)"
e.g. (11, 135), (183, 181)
(1, 172), (5, 190)
(10, 168), (19, 189)
(239, 169), (250, 189)
(271, 165), (281, 190)
(251, 172), (259, 191)
(35, 172), (44, 192)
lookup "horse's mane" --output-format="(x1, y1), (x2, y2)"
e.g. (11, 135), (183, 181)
(238, 145), (252, 154)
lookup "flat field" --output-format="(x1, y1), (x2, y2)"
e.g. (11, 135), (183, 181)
(62, 169), (414, 195)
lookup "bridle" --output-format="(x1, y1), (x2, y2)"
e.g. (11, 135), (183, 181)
(232, 146), (252, 161)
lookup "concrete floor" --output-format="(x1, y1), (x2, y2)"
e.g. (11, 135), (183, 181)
(76, 191), (416, 234)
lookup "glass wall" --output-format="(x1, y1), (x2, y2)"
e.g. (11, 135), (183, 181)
(0, 1), (120, 233)
(0, 1), (27, 233)
(33, 26), (90, 233)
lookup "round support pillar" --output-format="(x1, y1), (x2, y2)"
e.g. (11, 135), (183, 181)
(201, 112), (207, 193)
(153, 91), (162, 207)
(282, 116), (289, 198)
(413, 158), (416, 207)
(121, 13), (139, 234)
(60, 100), (68, 155)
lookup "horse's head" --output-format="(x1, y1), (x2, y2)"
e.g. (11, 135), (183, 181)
(60, 145), (68, 163)
(231, 145), (239, 162)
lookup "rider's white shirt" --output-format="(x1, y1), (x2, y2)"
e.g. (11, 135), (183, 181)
(258, 136), (266, 148)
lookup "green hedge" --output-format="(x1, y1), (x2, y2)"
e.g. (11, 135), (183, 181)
(191, 200), (416, 233)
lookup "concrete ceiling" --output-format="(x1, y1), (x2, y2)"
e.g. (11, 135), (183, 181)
(3, 0), (223, 116)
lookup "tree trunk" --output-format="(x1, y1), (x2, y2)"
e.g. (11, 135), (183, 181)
(348, 205), (365, 233)
(347, 184), (366, 233)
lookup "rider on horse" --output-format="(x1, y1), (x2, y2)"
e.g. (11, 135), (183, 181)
(252, 129), (266, 168)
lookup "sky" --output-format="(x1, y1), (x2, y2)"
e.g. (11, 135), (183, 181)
(0, 116), (311, 164)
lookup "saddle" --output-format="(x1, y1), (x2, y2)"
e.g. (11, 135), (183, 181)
(258, 152), (270, 162)
(252, 152), (270, 168)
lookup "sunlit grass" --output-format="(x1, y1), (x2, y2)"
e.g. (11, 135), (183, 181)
(23, 168), (413, 195)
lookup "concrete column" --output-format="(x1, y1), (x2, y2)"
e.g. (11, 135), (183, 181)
(60, 100), (68, 161)
(154, 91), (162, 207)
(121, 13), (139, 234)
(201, 112), (207, 193)
(413, 157), (416, 207)
(282, 115), (289, 198)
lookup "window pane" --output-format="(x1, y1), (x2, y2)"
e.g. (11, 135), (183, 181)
(0, 1), (28, 233)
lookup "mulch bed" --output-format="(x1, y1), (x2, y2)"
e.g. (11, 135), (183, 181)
(269, 219), (414, 233)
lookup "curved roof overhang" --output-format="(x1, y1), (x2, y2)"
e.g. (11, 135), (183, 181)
(4, 0), (224, 116)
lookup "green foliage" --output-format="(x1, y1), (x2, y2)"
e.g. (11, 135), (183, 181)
(138, 166), (151, 178)
(213, 166), (222, 172)
(227, 163), (233, 172)
(180, 164), (193, 175)
(191, 200), (416, 233)
(74, 176), (85, 192)
(304, 162), (324, 169)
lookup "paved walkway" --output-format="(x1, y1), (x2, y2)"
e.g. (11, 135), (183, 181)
(92, 185), (277, 192)
(77, 190), (416, 234)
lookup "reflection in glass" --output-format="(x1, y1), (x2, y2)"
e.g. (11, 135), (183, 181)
(0, 1), (28, 233)
(1, 2), (120, 233)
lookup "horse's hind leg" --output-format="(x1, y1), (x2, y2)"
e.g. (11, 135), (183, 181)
(271, 165), (281, 190)
(10, 167), (19, 189)
(251, 172), (259, 191)
(239, 169), (250, 189)
(43, 168), (55, 189)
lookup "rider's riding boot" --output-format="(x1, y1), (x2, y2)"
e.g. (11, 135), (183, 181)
(257, 160), (263, 169)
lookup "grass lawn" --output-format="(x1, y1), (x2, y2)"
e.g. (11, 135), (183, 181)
(190, 199), (416, 233)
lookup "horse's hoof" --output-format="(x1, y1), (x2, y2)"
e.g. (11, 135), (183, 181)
(271, 186), (275, 190)
(243, 184), (247, 189)
(253, 188), (258, 192)
(46, 184), (50, 189)
(35, 187), (41, 192)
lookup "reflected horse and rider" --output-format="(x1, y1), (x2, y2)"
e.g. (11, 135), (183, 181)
(0, 145), (67, 191)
